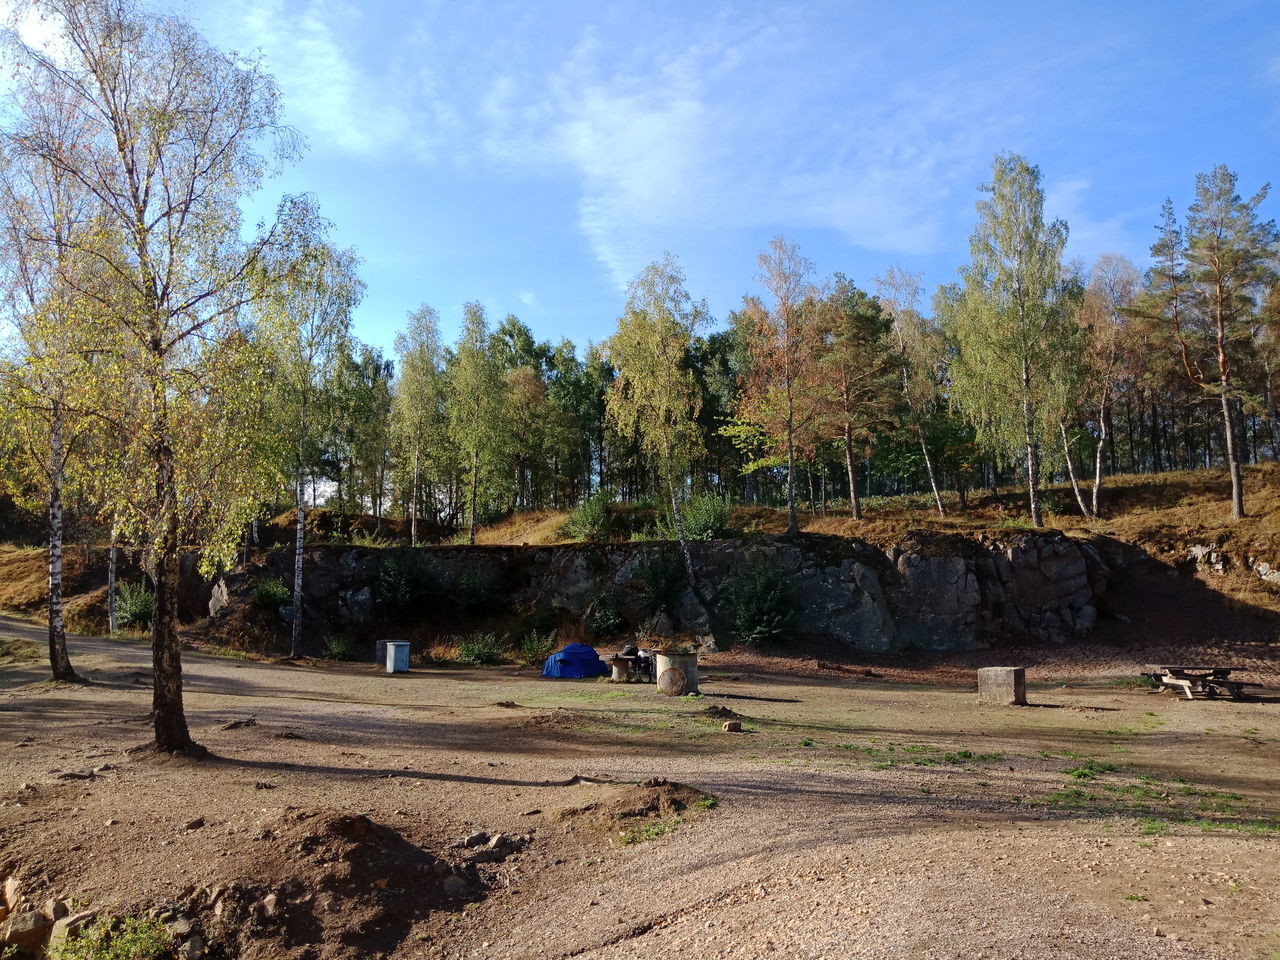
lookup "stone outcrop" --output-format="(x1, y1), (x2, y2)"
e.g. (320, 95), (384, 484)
(211, 529), (1113, 654)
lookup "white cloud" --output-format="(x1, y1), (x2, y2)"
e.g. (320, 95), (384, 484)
(518, 291), (538, 308)
(1045, 178), (1143, 268)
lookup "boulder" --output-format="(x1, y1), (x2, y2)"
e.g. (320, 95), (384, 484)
(48, 909), (97, 945)
(2, 910), (51, 948)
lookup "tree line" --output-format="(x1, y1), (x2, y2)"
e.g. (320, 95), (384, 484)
(1, 1), (1277, 752)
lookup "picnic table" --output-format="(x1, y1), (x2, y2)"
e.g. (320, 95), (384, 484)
(1143, 665), (1258, 701)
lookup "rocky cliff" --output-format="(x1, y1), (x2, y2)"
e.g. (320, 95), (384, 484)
(209, 529), (1117, 654)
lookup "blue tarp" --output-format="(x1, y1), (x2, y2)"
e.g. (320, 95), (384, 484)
(541, 642), (609, 679)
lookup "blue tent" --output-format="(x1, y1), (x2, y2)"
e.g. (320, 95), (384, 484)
(541, 642), (609, 679)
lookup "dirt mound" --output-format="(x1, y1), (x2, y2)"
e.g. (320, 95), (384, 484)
(182, 808), (471, 960)
(700, 705), (741, 720)
(560, 778), (714, 827)
(520, 708), (583, 728)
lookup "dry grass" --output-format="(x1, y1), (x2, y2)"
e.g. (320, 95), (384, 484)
(473, 509), (574, 546)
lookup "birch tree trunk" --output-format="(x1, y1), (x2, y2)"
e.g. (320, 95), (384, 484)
(468, 449), (480, 544)
(1059, 421), (1094, 518)
(1091, 399), (1109, 518)
(784, 383), (799, 535)
(152, 437), (196, 753)
(291, 466), (306, 658)
(843, 425), (862, 521)
(1022, 360), (1044, 526)
(46, 398), (78, 682)
(107, 538), (118, 635)
(917, 428), (946, 518)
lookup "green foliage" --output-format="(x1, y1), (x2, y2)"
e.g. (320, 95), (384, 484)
(634, 550), (685, 617)
(520, 629), (556, 666)
(457, 631), (504, 665)
(565, 489), (613, 541)
(252, 577), (291, 611)
(322, 635), (361, 661)
(47, 915), (173, 960)
(349, 529), (394, 548)
(377, 548), (437, 622)
(662, 493), (732, 541)
(116, 581), (154, 632)
(456, 567), (501, 613)
(724, 557), (792, 647)
(585, 588), (625, 637)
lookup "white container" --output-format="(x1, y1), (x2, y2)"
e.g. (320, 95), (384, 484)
(654, 652), (699, 693)
(386, 641), (411, 674)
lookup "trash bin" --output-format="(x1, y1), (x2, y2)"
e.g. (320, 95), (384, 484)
(386, 641), (411, 674)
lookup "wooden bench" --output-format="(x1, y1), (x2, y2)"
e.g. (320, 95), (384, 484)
(1144, 665), (1261, 701)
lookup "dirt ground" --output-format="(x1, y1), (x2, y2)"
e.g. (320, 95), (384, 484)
(1, 616), (1278, 960)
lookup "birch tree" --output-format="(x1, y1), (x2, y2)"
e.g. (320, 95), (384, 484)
(265, 234), (362, 658)
(447, 302), (504, 543)
(5, 0), (304, 752)
(606, 253), (712, 623)
(392, 305), (449, 542)
(947, 154), (1070, 527)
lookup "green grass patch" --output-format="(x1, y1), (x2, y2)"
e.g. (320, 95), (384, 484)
(617, 819), (681, 845)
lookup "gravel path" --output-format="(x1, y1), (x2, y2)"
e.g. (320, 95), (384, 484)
(1, 618), (1276, 959)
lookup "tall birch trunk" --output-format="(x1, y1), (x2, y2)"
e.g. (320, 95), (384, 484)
(107, 538), (118, 635)
(1022, 359), (1044, 527)
(1059, 421), (1094, 519)
(917, 427), (946, 518)
(1091, 398), (1109, 518)
(46, 399), (78, 682)
(152, 435), (197, 753)
(468, 449), (480, 544)
(784, 383), (798, 536)
(291, 466), (305, 658)
(843, 426), (862, 521)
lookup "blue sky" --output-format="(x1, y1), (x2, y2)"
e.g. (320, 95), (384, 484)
(191, 0), (1280, 357)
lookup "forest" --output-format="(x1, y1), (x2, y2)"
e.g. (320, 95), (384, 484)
(1, 0), (1278, 754)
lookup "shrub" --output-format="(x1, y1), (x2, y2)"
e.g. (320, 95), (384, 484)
(377, 548), (437, 622)
(252, 577), (291, 611)
(635, 551), (685, 617)
(585, 588), (625, 637)
(456, 567), (501, 613)
(48, 915), (173, 960)
(521, 628), (556, 665)
(724, 557), (792, 647)
(116, 581), (154, 632)
(565, 489), (613, 541)
(457, 631), (504, 665)
(349, 529), (394, 548)
(322, 635), (361, 661)
(661, 494), (732, 541)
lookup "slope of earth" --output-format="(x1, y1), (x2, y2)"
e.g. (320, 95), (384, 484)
(1, 616), (1277, 959)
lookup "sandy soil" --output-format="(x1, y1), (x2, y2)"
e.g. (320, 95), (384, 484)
(1, 616), (1278, 959)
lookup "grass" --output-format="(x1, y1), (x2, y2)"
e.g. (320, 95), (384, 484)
(617, 819), (681, 845)
(0, 634), (40, 665)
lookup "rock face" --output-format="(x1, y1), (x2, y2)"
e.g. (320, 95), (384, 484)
(204, 529), (1113, 654)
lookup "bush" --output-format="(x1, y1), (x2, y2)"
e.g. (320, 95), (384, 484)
(662, 494), (732, 541)
(378, 548), (437, 622)
(565, 489), (613, 541)
(521, 628), (556, 665)
(456, 566), (501, 613)
(457, 631), (504, 665)
(724, 557), (792, 647)
(323, 635), (361, 661)
(635, 551), (685, 617)
(48, 915), (173, 960)
(585, 588), (625, 637)
(252, 577), (291, 611)
(116, 581), (154, 632)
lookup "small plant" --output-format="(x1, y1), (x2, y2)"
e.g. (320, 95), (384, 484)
(521, 629), (556, 666)
(457, 631), (504, 665)
(1122, 893), (1147, 902)
(724, 556), (792, 647)
(660, 493), (732, 541)
(350, 529), (394, 548)
(585, 588), (625, 637)
(634, 550), (685, 617)
(566, 489), (613, 541)
(48, 915), (173, 960)
(322, 635), (361, 661)
(1066, 758), (1117, 781)
(377, 548), (437, 622)
(116, 581), (155, 631)
(617, 819), (680, 845)
(252, 577), (291, 611)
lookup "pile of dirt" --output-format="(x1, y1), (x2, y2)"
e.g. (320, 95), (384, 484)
(700, 705), (741, 720)
(183, 808), (471, 960)
(559, 778), (714, 828)
(519, 708), (584, 728)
